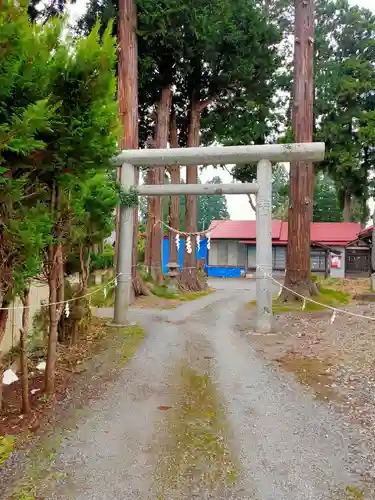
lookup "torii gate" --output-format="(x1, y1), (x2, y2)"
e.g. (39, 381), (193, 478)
(113, 142), (325, 331)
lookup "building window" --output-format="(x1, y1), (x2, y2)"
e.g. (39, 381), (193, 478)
(208, 240), (246, 267)
(237, 244), (247, 267)
(310, 249), (326, 271)
(217, 241), (229, 265)
(272, 246), (286, 270)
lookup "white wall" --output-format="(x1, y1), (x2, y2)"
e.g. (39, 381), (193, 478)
(0, 281), (49, 357)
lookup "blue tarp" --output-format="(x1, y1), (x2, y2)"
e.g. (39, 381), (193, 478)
(162, 237), (208, 273)
(207, 266), (245, 278)
(162, 237), (245, 278)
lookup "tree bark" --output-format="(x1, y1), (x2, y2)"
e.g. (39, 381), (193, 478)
(118, 0), (148, 298)
(343, 190), (352, 222)
(79, 245), (90, 294)
(0, 298), (9, 345)
(147, 87), (173, 282)
(20, 288), (30, 414)
(180, 95), (205, 290)
(45, 242), (63, 395)
(168, 109), (181, 264)
(179, 92), (215, 290)
(0, 298), (9, 414)
(247, 194), (256, 212)
(282, 0), (317, 300)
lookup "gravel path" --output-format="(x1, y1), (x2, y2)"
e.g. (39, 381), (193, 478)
(46, 280), (369, 499)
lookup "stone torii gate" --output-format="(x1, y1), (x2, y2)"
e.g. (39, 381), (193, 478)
(113, 142), (325, 331)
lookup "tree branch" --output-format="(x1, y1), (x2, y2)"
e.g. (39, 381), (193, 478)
(247, 194), (256, 212)
(199, 96), (216, 112)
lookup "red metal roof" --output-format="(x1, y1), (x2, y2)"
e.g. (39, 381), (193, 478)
(358, 225), (372, 238)
(208, 220), (283, 240)
(208, 220), (360, 246)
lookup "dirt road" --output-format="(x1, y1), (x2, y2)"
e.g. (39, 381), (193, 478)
(43, 280), (370, 499)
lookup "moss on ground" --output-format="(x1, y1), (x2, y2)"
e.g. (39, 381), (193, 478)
(332, 485), (365, 499)
(114, 324), (146, 366)
(5, 322), (146, 500)
(150, 284), (215, 302)
(156, 363), (238, 496)
(89, 271), (215, 309)
(0, 435), (15, 467)
(11, 433), (65, 500)
(248, 287), (351, 314)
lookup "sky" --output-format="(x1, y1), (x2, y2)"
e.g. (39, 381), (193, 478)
(68, 0), (374, 221)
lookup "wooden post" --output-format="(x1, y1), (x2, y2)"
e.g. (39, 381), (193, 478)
(256, 159), (273, 332)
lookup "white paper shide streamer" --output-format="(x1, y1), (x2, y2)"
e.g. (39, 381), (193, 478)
(330, 309), (336, 324)
(104, 286), (107, 298)
(302, 298), (306, 311)
(186, 235), (192, 254)
(206, 232), (211, 250)
(65, 302), (70, 318)
(175, 233), (180, 251)
(114, 276), (118, 287)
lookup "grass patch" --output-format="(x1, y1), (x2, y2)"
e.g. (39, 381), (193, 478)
(0, 435), (15, 467)
(156, 363), (238, 496)
(114, 324), (146, 366)
(248, 287), (351, 314)
(151, 284), (215, 302)
(89, 269), (215, 308)
(6, 321), (146, 499)
(315, 276), (371, 296)
(89, 279), (115, 307)
(10, 433), (65, 500)
(332, 485), (365, 499)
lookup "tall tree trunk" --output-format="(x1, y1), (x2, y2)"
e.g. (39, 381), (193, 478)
(282, 0), (317, 299)
(45, 242), (63, 395)
(45, 183), (64, 394)
(79, 245), (90, 294)
(181, 97), (202, 290)
(168, 109), (180, 264)
(118, 0), (149, 297)
(343, 190), (352, 222)
(147, 86), (173, 282)
(20, 288), (30, 414)
(0, 298), (10, 414)
(0, 299), (9, 344)
(180, 92), (214, 290)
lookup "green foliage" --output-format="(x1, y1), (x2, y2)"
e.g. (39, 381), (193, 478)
(119, 186), (139, 208)
(140, 176), (229, 231)
(313, 0), (375, 220)
(197, 176), (229, 231)
(0, 435), (15, 467)
(91, 245), (115, 271)
(0, 2), (119, 305)
(79, 0), (281, 148)
(264, 168), (358, 223)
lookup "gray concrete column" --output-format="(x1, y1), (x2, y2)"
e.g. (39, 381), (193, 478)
(256, 159), (273, 332)
(114, 163), (135, 326)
